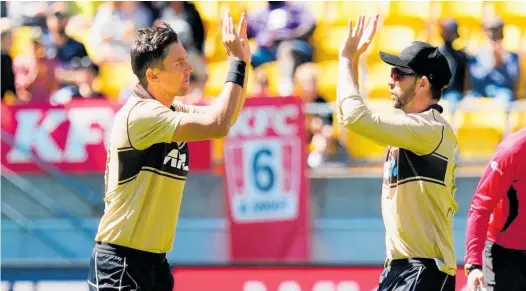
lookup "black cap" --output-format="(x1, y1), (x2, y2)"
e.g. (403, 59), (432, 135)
(379, 41), (452, 91)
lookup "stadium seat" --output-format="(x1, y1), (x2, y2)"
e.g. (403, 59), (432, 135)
(193, 1), (220, 25)
(325, 1), (386, 26)
(493, 1), (526, 27)
(433, 1), (485, 28)
(377, 25), (417, 55)
(203, 25), (226, 63)
(312, 25), (348, 62)
(502, 24), (523, 53)
(364, 61), (391, 99)
(384, 1), (431, 32)
(509, 100), (526, 133)
(454, 98), (508, 161)
(315, 60), (338, 102)
(344, 99), (399, 162)
(98, 63), (137, 99)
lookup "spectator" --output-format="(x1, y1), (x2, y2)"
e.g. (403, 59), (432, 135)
(155, 1), (207, 87)
(1, 19), (16, 101)
(50, 60), (103, 105)
(438, 18), (470, 108)
(247, 1), (316, 96)
(295, 63), (332, 125)
(251, 67), (271, 98)
(468, 16), (520, 105)
(13, 29), (59, 104)
(295, 63), (347, 168)
(43, 10), (90, 88)
(89, 1), (152, 63)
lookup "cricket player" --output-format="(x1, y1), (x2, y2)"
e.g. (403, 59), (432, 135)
(337, 15), (458, 290)
(87, 11), (251, 291)
(465, 128), (526, 291)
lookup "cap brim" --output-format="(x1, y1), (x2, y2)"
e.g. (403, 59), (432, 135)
(379, 51), (413, 73)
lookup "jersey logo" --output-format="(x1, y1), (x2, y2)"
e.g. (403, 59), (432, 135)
(164, 149), (189, 171)
(490, 161), (503, 176)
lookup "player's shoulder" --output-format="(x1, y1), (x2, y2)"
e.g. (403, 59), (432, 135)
(126, 97), (173, 123)
(496, 128), (526, 159)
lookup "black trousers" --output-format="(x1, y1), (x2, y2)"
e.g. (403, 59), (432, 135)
(484, 241), (526, 291)
(88, 242), (174, 291)
(378, 258), (455, 291)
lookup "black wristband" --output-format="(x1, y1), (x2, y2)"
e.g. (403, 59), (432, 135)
(225, 59), (246, 88)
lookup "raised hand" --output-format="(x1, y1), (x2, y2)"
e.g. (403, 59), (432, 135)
(222, 10), (250, 64)
(237, 12), (251, 66)
(340, 14), (379, 61)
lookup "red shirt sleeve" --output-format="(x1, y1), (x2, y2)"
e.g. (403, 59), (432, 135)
(464, 147), (517, 265)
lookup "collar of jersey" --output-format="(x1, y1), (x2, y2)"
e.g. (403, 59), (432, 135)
(421, 103), (443, 114)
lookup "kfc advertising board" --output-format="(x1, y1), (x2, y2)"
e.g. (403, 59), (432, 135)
(0, 266), (469, 291)
(223, 97), (310, 261)
(0, 101), (211, 173)
(171, 266), (470, 291)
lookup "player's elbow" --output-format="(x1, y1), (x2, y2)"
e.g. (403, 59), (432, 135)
(215, 124), (231, 138)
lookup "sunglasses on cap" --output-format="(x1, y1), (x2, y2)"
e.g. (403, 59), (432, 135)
(391, 67), (418, 82)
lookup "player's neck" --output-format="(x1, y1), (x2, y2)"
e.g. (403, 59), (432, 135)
(403, 98), (438, 114)
(145, 85), (176, 107)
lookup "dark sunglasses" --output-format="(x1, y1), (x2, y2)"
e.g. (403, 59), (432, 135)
(391, 67), (416, 82)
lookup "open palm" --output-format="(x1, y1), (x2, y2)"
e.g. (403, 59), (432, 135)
(340, 14), (379, 60)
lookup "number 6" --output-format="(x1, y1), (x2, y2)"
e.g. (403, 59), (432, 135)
(252, 148), (275, 193)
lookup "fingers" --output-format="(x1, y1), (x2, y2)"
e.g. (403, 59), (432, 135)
(347, 19), (353, 37)
(371, 14), (380, 36)
(358, 15), (365, 37)
(229, 11), (236, 35)
(222, 9), (236, 36)
(238, 12), (248, 40)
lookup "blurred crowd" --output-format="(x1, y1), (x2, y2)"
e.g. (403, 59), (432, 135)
(1, 1), (525, 168)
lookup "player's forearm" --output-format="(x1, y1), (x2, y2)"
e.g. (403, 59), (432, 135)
(229, 68), (249, 127)
(337, 57), (362, 118)
(210, 82), (243, 135)
(465, 207), (491, 265)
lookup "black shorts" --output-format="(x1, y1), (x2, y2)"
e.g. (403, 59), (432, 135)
(483, 241), (526, 291)
(87, 242), (174, 291)
(378, 258), (455, 291)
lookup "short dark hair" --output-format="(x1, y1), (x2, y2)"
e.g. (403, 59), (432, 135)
(431, 83), (443, 100)
(130, 22), (179, 87)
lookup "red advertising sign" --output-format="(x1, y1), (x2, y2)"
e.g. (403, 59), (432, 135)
(172, 266), (469, 291)
(223, 97), (310, 261)
(1, 100), (211, 173)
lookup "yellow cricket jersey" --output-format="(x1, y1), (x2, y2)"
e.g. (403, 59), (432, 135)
(338, 95), (458, 276)
(95, 84), (193, 253)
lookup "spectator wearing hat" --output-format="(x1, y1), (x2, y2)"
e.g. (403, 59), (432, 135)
(468, 16), (520, 105)
(438, 18), (470, 108)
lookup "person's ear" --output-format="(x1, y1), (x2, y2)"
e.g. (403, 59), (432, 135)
(146, 68), (159, 84)
(420, 76), (431, 90)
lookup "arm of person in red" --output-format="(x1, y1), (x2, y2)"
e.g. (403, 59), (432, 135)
(465, 146), (517, 266)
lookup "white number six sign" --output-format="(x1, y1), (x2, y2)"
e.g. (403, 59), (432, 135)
(225, 103), (302, 223)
